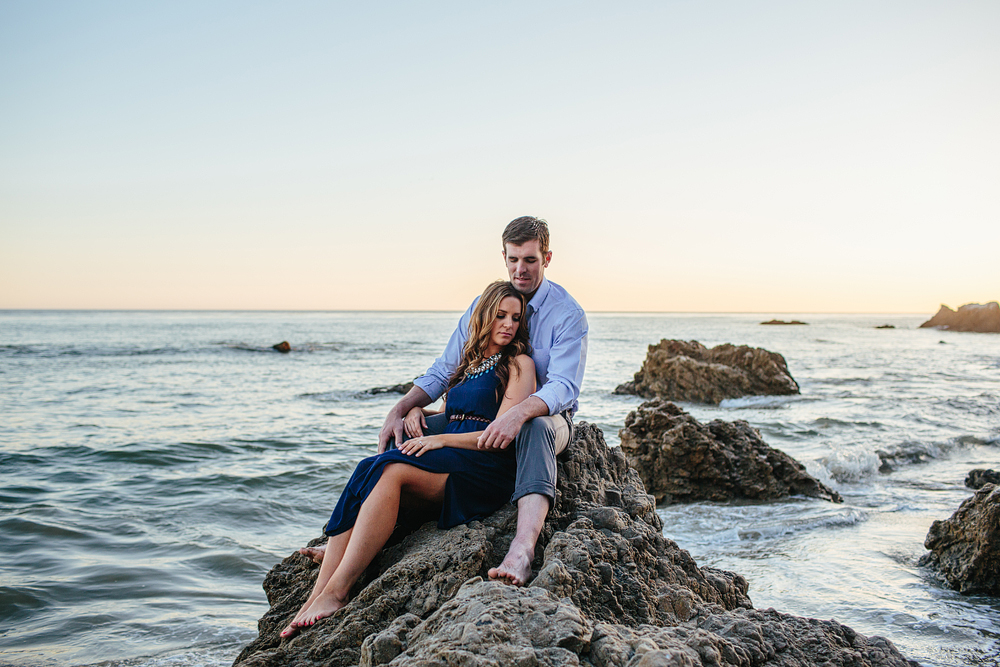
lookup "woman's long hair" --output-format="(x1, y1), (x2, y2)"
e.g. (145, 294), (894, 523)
(447, 280), (532, 401)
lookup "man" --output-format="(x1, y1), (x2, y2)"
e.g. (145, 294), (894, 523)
(304, 216), (588, 586)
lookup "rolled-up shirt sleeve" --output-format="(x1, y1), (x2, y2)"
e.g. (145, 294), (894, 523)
(532, 308), (588, 415)
(412, 300), (476, 402)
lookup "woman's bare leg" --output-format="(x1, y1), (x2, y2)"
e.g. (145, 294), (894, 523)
(298, 464), (447, 626)
(280, 529), (352, 638)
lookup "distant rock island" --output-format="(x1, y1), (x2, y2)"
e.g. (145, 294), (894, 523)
(614, 340), (800, 405)
(919, 302), (1000, 333)
(760, 319), (808, 325)
(365, 381), (415, 395)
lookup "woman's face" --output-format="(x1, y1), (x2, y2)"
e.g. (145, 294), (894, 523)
(490, 295), (522, 352)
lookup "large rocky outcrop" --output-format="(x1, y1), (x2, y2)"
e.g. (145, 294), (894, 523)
(614, 340), (800, 404)
(234, 423), (911, 667)
(619, 399), (841, 505)
(920, 483), (1000, 595)
(919, 302), (1000, 333)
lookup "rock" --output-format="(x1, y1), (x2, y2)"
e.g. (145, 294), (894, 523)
(918, 302), (1000, 333)
(365, 382), (415, 395)
(966, 469), (1000, 489)
(760, 319), (808, 325)
(233, 423), (911, 667)
(613, 340), (799, 405)
(875, 325), (895, 329)
(619, 399), (841, 505)
(919, 483), (1000, 595)
(272, 341), (291, 353)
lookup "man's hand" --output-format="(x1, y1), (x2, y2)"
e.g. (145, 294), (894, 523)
(478, 404), (528, 450)
(377, 386), (434, 454)
(378, 409), (405, 454)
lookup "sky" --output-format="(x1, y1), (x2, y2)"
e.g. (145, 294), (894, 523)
(1, 1), (998, 313)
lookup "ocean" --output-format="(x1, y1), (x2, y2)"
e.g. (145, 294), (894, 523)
(1, 310), (998, 666)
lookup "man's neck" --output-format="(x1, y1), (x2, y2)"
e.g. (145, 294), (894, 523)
(523, 277), (547, 305)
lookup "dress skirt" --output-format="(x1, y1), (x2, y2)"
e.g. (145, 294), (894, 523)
(324, 445), (515, 537)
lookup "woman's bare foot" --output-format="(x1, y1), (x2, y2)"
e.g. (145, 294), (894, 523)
(300, 591), (348, 625)
(298, 545), (326, 564)
(280, 586), (327, 639)
(487, 543), (533, 587)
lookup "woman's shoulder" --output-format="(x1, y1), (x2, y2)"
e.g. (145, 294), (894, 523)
(510, 354), (535, 374)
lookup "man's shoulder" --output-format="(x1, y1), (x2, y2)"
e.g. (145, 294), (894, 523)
(540, 279), (586, 317)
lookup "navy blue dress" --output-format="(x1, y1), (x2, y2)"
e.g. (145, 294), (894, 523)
(324, 366), (515, 537)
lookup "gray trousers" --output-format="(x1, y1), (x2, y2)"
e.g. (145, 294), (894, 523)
(396, 411), (573, 505)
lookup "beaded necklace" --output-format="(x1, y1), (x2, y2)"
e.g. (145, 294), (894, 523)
(465, 352), (501, 379)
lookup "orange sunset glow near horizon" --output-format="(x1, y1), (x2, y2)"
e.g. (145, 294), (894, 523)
(1, 2), (998, 314)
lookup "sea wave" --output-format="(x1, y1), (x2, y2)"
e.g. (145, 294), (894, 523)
(820, 447), (883, 483)
(718, 394), (803, 409)
(736, 508), (867, 541)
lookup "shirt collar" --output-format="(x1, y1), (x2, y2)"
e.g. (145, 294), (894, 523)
(526, 277), (551, 315)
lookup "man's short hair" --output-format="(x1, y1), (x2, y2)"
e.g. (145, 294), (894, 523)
(502, 216), (550, 254)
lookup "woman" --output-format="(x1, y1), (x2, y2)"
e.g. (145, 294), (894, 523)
(282, 280), (535, 638)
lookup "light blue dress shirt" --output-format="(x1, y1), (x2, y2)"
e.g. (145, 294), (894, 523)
(413, 278), (588, 416)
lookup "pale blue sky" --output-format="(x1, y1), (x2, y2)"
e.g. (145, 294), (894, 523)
(1, 1), (997, 311)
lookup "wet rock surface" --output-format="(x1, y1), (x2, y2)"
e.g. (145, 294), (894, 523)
(965, 468), (1000, 490)
(619, 399), (842, 505)
(613, 340), (800, 404)
(919, 302), (1000, 333)
(364, 381), (415, 395)
(920, 483), (1000, 595)
(234, 422), (911, 667)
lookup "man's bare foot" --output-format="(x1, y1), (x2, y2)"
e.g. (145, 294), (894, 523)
(298, 545), (326, 564)
(488, 543), (533, 587)
(300, 591), (347, 625)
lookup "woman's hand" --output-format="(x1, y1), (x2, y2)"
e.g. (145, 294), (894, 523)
(397, 434), (445, 457)
(403, 407), (427, 439)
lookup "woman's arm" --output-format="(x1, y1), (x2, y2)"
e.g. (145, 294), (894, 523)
(403, 397), (447, 438)
(398, 356), (536, 457)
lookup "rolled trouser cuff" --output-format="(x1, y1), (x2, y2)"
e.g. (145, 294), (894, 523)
(511, 482), (557, 505)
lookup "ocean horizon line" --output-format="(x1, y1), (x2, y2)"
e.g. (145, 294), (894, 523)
(0, 308), (932, 316)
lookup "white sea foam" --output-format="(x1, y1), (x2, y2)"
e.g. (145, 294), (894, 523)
(820, 447), (883, 483)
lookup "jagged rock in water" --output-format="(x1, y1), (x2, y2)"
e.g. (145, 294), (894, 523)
(966, 469), (1000, 490)
(619, 399), (842, 505)
(272, 341), (291, 353)
(613, 339), (799, 404)
(920, 483), (1000, 595)
(233, 423), (912, 667)
(365, 381), (415, 395)
(760, 319), (808, 325)
(918, 302), (1000, 333)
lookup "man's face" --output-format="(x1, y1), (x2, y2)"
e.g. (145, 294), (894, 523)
(504, 240), (551, 296)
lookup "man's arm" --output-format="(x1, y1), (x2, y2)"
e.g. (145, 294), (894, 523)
(477, 306), (588, 450)
(476, 395), (549, 450)
(532, 307), (589, 415)
(377, 385), (433, 453)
